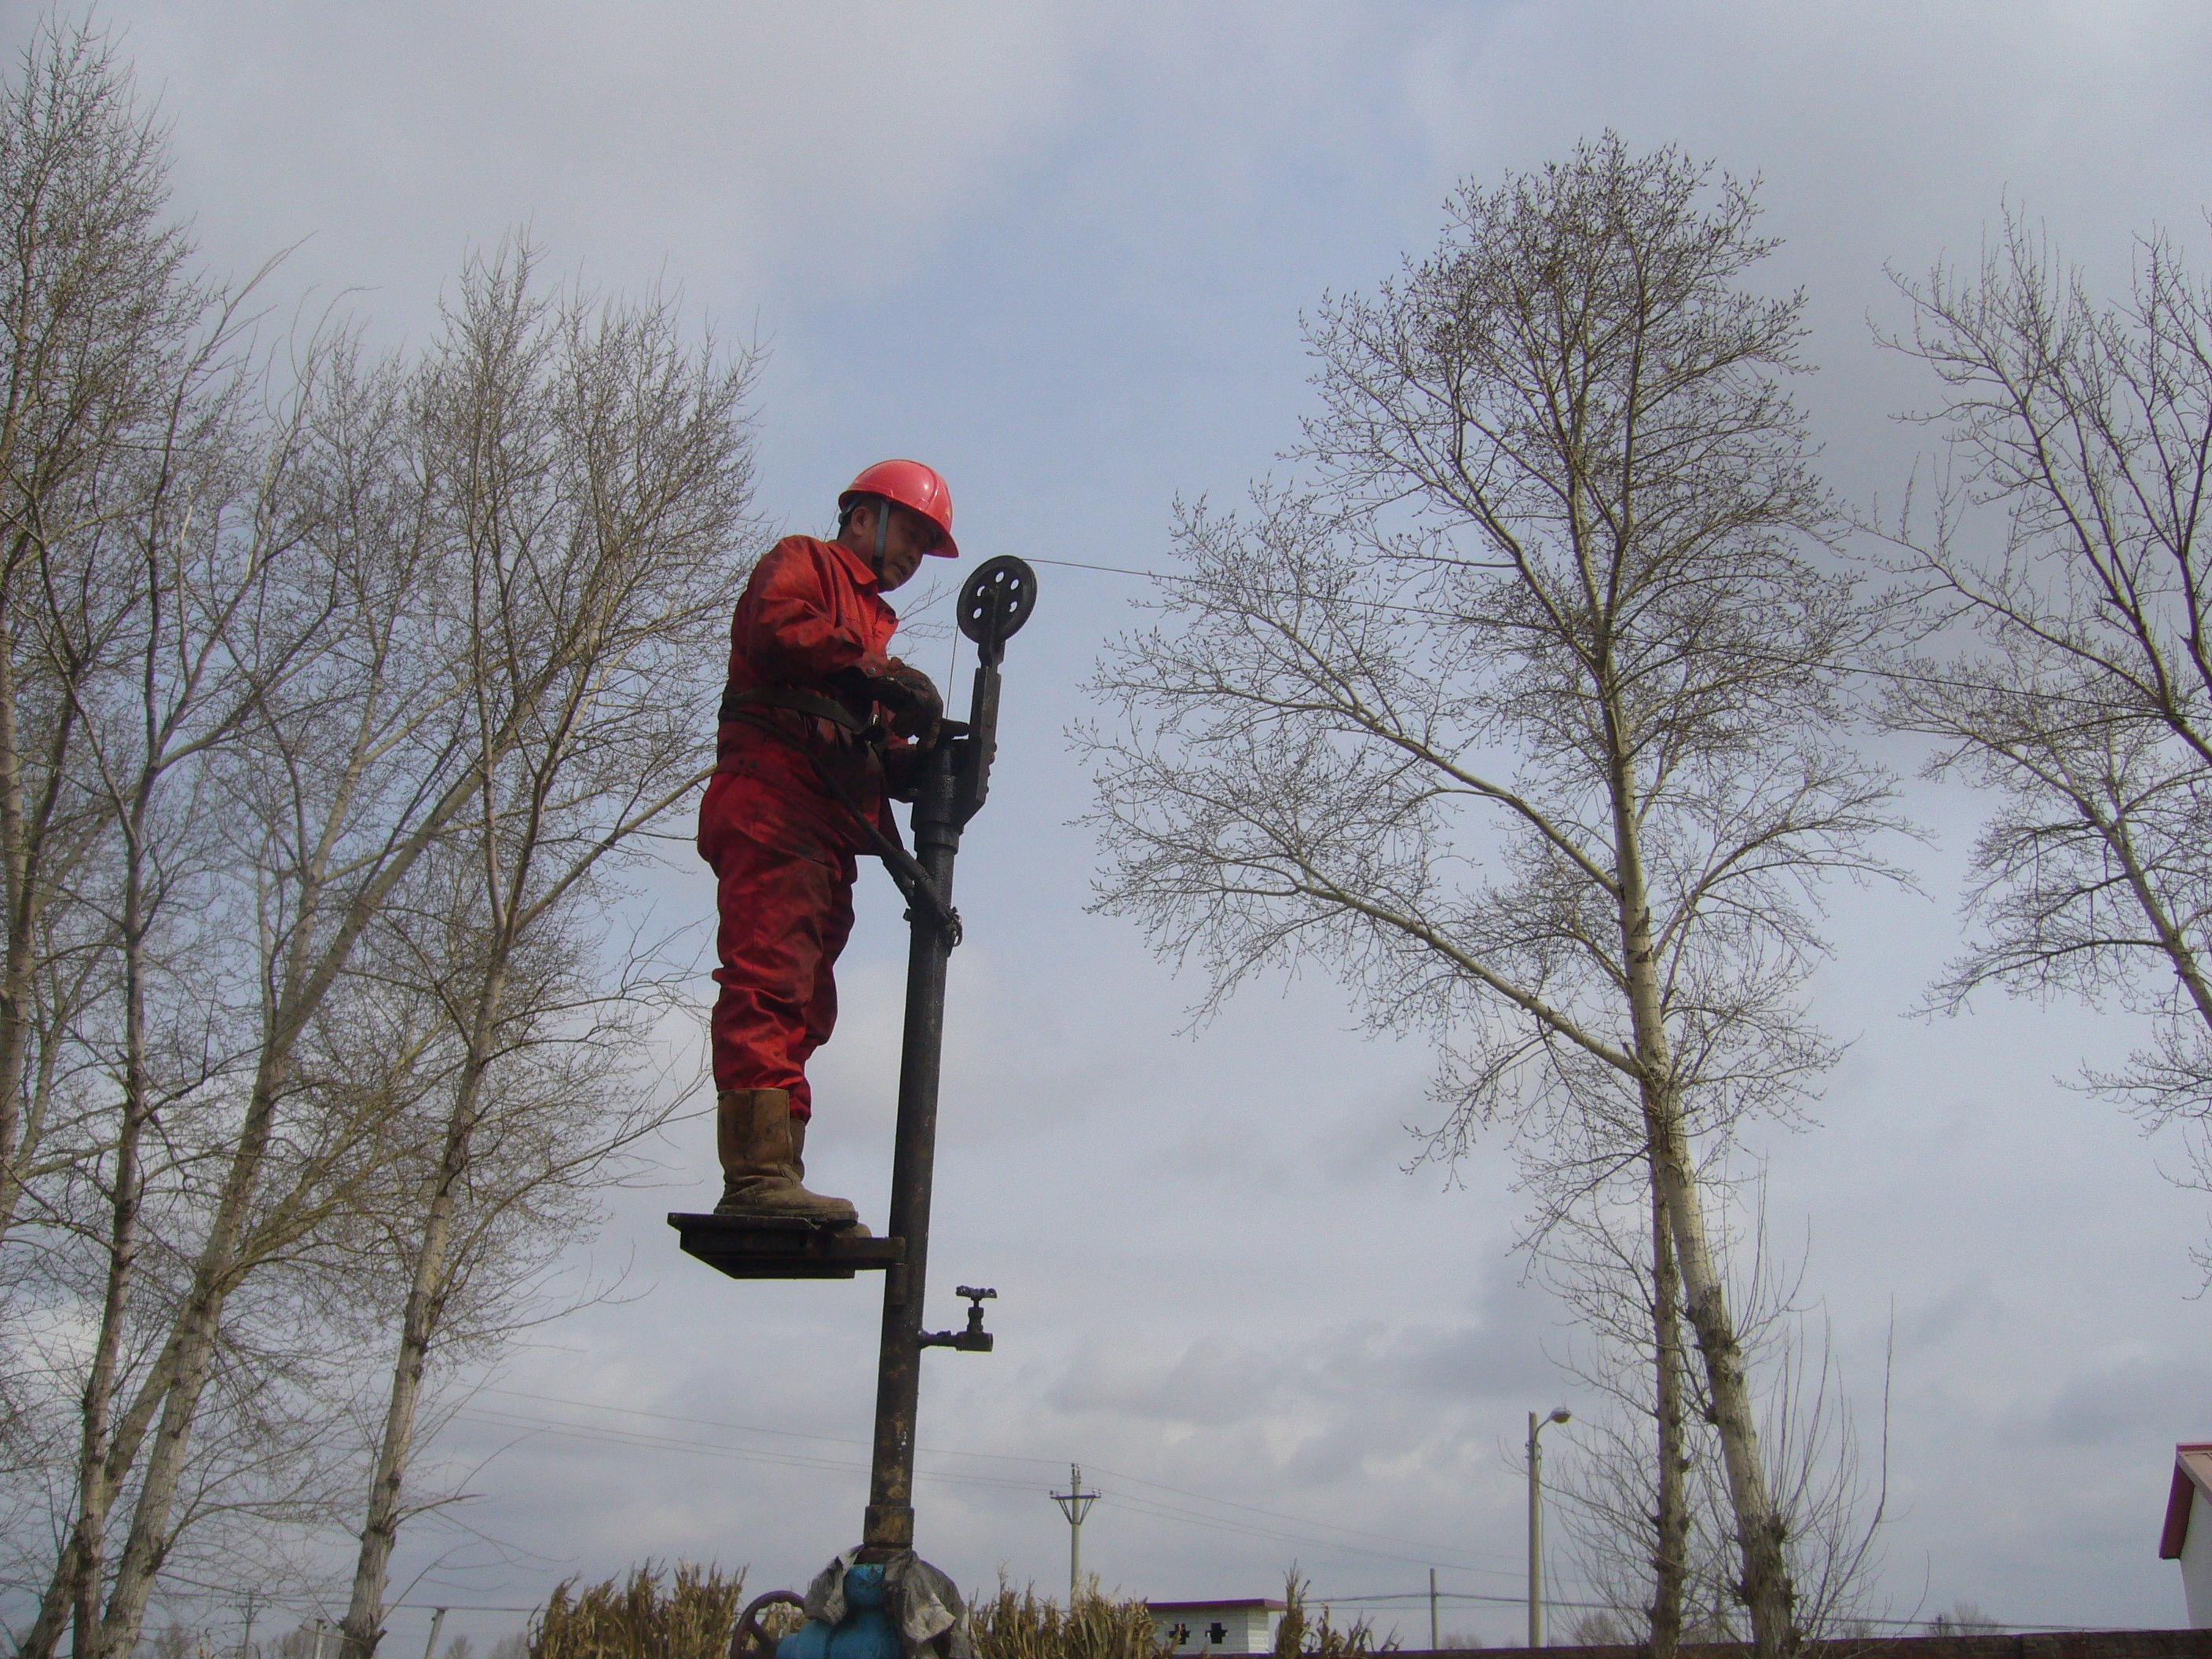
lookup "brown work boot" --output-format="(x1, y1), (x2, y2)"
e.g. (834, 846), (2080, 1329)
(714, 1087), (865, 1230)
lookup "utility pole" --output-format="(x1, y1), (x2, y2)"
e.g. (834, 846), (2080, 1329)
(1527, 1407), (1570, 1647)
(1428, 1569), (1437, 1651)
(1050, 1463), (1101, 1604)
(420, 1610), (447, 1659)
(239, 1593), (260, 1659)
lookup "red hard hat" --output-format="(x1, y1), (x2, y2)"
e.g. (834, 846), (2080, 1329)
(840, 459), (958, 558)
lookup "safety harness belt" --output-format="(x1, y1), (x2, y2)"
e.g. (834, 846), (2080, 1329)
(718, 683), (866, 731)
(716, 684), (961, 942)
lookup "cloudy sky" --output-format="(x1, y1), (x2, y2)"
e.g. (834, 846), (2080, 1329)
(16, 0), (2212, 1646)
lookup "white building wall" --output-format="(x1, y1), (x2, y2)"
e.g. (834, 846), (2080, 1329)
(1153, 1606), (1284, 1654)
(1232, 1609), (1283, 1654)
(2185, 1485), (2212, 1627)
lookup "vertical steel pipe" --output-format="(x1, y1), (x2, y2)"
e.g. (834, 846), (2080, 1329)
(861, 740), (961, 1551)
(859, 555), (1033, 1555)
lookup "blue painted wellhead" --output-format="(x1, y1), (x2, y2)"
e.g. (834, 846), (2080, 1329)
(777, 1565), (900, 1659)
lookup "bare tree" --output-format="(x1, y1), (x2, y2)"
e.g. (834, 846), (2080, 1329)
(18, 296), (579, 1659)
(0, 19), (399, 1650)
(0, 12), (205, 1247)
(65, 259), (696, 1656)
(1876, 213), (2212, 1254)
(333, 241), (757, 1659)
(10, 310), (405, 1659)
(0, 26), (757, 1654)
(1921, 1602), (2001, 1637)
(1544, 1170), (1887, 1650)
(1081, 136), (1903, 1659)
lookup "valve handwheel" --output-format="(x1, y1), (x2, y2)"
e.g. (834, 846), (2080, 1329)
(732, 1591), (805, 1659)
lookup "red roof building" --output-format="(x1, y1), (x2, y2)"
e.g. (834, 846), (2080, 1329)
(2160, 1442), (2212, 1626)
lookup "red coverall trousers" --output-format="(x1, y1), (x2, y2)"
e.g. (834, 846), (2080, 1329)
(698, 775), (855, 1120)
(700, 534), (903, 1121)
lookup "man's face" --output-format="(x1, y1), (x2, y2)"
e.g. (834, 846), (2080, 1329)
(864, 503), (939, 592)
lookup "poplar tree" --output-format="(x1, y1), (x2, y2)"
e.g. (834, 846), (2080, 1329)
(1082, 135), (1902, 1659)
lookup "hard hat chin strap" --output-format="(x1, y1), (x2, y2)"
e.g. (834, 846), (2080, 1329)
(872, 496), (891, 578)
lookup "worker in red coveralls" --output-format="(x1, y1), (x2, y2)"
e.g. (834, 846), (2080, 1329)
(700, 460), (957, 1232)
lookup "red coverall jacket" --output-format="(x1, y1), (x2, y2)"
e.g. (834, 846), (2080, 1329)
(698, 535), (912, 1115)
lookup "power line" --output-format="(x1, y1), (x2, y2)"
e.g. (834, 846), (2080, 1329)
(1068, 1487), (1536, 1584)
(454, 1405), (1031, 1492)
(390, 1606), (544, 1615)
(1028, 556), (1468, 624)
(458, 1404), (1547, 1586)
(1302, 1591), (2107, 1634)
(146, 1574), (547, 1620)
(478, 1386), (1036, 1465)
(139, 1421), (2113, 1643)
(468, 1387), (1534, 1574)
(135, 1572), (2116, 1639)
(1027, 554), (2162, 715)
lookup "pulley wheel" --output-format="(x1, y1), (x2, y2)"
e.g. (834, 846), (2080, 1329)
(958, 555), (1038, 653)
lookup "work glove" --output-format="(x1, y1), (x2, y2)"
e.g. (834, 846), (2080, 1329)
(835, 657), (943, 743)
(870, 657), (943, 742)
(881, 659), (943, 737)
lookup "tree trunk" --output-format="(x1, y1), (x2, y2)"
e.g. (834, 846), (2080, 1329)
(92, 679), (517, 1657)
(1612, 759), (1799, 1659)
(94, 998), (304, 1656)
(339, 958), (508, 1659)
(16, 764), (156, 1659)
(1644, 1101), (1795, 1656)
(68, 837), (152, 1659)
(1649, 1168), (1687, 1659)
(336, 1166), (453, 1659)
(0, 570), (76, 1240)
(2097, 800), (2212, 1038)
(17, 1319), (187, 1659)
(0, 585), (32, 1236)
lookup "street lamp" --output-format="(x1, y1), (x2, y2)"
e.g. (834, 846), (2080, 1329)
(1527, 1407), (1571, 1648)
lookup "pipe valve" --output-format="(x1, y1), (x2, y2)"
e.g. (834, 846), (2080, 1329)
(921, 1286), (995, 1353)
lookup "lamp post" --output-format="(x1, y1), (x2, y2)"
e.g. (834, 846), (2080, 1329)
(1051, 1463), (1100, 1604)
(1527, 1407), (1571, 1647)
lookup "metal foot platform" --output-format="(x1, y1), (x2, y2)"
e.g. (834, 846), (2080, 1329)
(668, 1212), (905, 1280)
